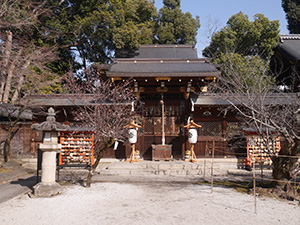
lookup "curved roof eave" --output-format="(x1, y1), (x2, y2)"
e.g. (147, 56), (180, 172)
(106, 71), (220, 78)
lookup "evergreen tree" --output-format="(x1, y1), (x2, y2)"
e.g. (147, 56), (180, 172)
(45, 0), (200, 68)
(45, 0), (158, 67)
(282, 0), (300, 33)
(203, 12), (280, 61)
(155, 0), (200, 44)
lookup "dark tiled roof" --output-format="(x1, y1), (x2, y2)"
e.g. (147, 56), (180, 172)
(191, 93), (300, 106)
(108, 61), (219, 77)
(26, 95), (132, 107)
(105, 45), (220, 77)
(191, 94), (231, 105)
(134, 45), (198, 59)
(25, 94), (94, 106)
(278, 34), (300, 61)
(0, 104), (32, 120)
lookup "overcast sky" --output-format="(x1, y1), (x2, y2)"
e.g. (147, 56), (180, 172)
(155, 0), (289, 57)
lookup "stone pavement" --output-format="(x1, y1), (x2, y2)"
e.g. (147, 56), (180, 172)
(56, 158), (272, 186)
(0, 158), (273, 203)
(0, 161), (36, 204)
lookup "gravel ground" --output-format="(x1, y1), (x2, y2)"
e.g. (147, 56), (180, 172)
(0, 182), (299, 225)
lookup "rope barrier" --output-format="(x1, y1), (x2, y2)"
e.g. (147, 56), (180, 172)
(204, 145), (300, 159)
(200, 165), (300, 185)
(202, 140), (300, 214)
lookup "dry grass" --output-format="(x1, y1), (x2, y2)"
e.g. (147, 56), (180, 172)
(198, 180), (249, 193)
(198, 180), (300, 203)
(0, 168), (13, 173)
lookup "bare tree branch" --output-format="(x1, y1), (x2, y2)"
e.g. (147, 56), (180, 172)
(65, 68), (137, 187)
(209, 51), (300, 193)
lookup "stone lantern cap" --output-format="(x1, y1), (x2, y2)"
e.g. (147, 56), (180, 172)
(31, 107), (69, 131)
(184, 120), (201, 129)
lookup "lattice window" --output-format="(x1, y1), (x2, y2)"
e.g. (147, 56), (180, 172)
(144, 117), (154, 133)
(153, 117), (162, 133)
(143, 106), (183, 117)
(198, 121), (222, 136)
(144, 116), (179, 134)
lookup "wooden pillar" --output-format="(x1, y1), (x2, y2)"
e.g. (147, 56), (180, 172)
(222, 119), (227, 157)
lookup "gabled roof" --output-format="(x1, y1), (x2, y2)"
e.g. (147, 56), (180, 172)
(106, 45), (220, 78)
(134, 45), (198, 59)
(278, 34), (300, 61)
(108, 59), (219, 77)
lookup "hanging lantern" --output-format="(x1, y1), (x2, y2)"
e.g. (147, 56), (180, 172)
(188, 128), (198, 144)
(124, 121), (142, 162)
(128, 128), (137, 144)
(124, 121), (141, 144)
(184, 120), (201, 162)
(184, 120), (201, 144)
(113, 141), (119, 150)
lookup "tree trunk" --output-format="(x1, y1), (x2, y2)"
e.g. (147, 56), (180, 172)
(272, 157), (297, 179)
(4, 126), (13, 162)
(272, 139), (300, 194)
(11, 59), (30, 103)
(3, 106), (24, 162)
(3, 48), (23, 103)
(4, 31), (13, 67)
(11, 75), (24, 103)
(0, 31), (13, 100)
(86, 138), (114, 188)
(0, 82), (5, 101)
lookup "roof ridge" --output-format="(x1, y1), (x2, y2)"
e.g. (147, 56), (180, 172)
(139, 44), (195, 48)
(280, 34), (300, 40)
(115, 58), (207, 62)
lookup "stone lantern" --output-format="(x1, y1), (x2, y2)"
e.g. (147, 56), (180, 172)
(31, 107), (69, 197)
(184, 120), (201, 162)
(124, 121), (141, 163)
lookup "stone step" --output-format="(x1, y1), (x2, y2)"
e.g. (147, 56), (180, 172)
(19, 157), (244, 177)
(96, 160), (240, 177)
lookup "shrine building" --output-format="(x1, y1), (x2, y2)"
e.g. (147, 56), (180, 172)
(29, 44), (243, 161)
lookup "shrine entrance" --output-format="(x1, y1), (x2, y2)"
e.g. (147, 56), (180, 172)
(140, 100), (185, 160)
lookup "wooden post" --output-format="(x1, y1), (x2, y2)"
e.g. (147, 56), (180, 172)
(204, 141), (207, 181)
(211, 140), (215, 194)
(253, 158), (257, 214)
(260, 161), (264, 182)
(126, 144), (141, 163)
(161, 99), (165, 145)
(185, 144), (200, 162)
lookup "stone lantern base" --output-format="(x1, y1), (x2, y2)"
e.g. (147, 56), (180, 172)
(33, 182), (63, 197)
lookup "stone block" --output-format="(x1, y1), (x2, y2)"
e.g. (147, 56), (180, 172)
(183, 164), (192, 170)
(158, 164), (171, 171)
(33, 182), (63, 197)
(170, 164), (184, 170)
